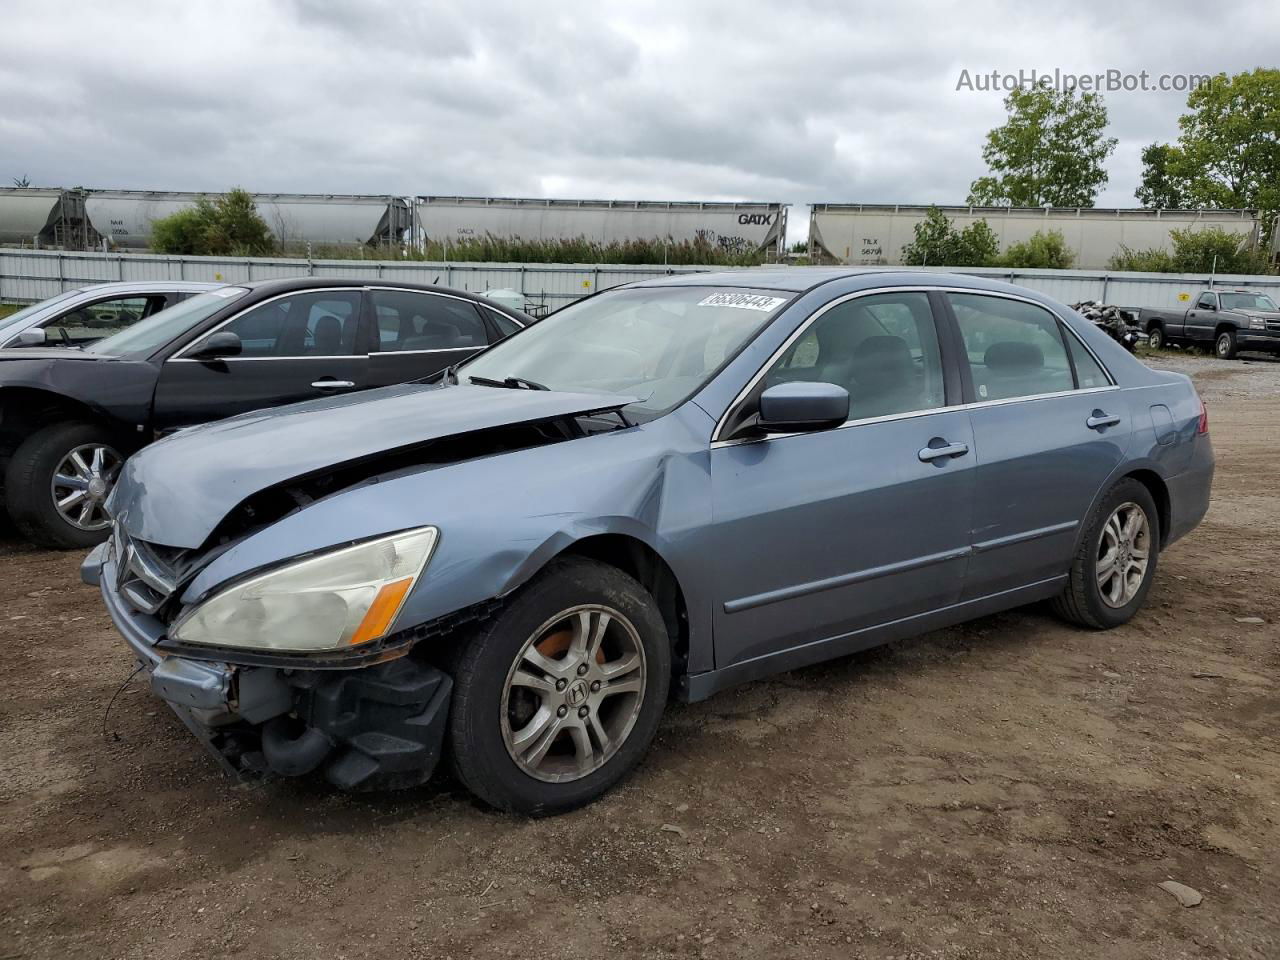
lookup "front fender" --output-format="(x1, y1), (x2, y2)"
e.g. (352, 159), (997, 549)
(181, 405), (715, 665)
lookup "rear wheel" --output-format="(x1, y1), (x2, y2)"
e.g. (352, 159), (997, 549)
(1146, 325), (1165, 350)
(1052, 478), (1159, 629)
(1215, 330), (1238, 360)
(5, 422), (123, 549)
(447, 558), (671, 815)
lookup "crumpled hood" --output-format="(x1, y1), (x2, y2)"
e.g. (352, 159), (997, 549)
(110, 382), (632, 548)
(1237, 310), (1280, 320)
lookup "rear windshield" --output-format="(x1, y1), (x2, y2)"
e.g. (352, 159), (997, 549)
(85, 287), (249, 356)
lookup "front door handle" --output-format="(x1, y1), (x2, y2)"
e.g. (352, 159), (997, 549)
(918, 440), (969, 462)
(1086, 411), (1121, 430)
(311, 379), (356, 390)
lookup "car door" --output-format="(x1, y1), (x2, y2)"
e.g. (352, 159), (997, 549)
(151, 289), (368, 431)
(708, 290), (975, 671)
(39, 293), (169, 347)
(944, 292), (1132, 600)
(365, 288), (495, 387)
(1186, 292), (1218, 342)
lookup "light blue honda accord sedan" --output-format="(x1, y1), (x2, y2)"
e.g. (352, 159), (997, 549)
(84, 269), (1213, 814)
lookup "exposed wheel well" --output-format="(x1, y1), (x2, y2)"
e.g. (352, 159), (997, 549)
(0, 388), (113, 463)
(1145, 318), (1165, 334)
(1214, 324), (1236, 339)
(555, 534), (690, 674)
(1123, 469), (1171, 548)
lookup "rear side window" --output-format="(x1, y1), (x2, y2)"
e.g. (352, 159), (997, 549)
(484, 307), (523, 339)
(765, 291), (946, 420)
(371, 290), (489, 352)
(1064, 332), (1111, 389)
(948, 294), (1074, 401)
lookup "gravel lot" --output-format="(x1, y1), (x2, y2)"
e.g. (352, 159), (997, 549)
(1, 352), (1277, 960)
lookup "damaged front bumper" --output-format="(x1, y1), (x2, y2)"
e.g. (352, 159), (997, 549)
(82, 541), (452, 790)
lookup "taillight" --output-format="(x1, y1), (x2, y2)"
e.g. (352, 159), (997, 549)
(1197, 398), (1209, 435)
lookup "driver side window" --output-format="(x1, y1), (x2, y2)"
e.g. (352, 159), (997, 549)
(765, 292), (946, 420)
(1196, 294), (1217, 310)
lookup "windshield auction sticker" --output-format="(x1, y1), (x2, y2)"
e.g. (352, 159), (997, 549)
(697, 292), (787, 312)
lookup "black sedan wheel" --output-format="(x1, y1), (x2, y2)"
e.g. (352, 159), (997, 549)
(447, 557), (670, 815)
(5, 422), (124, 549)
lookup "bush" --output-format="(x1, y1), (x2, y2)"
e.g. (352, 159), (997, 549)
(1107, 245), (1177, 272)
(901, 206), (1000, 267)
(1000, 229), (1076, 269)
(1107, 226), (1273, 274)
(150, 188), (274, 256)
(310, 234), (768, 266)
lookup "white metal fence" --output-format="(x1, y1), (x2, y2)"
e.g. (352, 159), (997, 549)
(2, 248), (1278, 313)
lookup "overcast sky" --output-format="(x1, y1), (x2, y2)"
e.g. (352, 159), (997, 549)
(2, 0), (1276, 241)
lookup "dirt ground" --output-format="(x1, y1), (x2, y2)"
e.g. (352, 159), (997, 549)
(1, 351), (1276, 960)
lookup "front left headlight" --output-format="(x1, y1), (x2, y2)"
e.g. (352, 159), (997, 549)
(171, 526), (438, 653)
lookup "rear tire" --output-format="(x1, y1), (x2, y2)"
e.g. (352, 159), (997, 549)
(1215, 330), (1238, 360)
(4, 422), (123, 549)
(1052, 478), (1160, 630)
(447, 557), (671, 815)
(1146, 325), (1165, 350)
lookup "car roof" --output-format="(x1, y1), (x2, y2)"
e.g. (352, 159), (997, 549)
(73, 280), (224, 295)
(238, 277), (533, 321)
(627, 267), (882, 293)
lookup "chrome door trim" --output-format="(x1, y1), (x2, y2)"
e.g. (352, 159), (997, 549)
(711, 285), (1119, 446)
(723, 545), (974, 614)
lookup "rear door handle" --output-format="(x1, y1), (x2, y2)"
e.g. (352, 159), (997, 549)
(311, 379), (356, 390)
(918, 440), (969, 462)
(1086, 412), (1121, 430)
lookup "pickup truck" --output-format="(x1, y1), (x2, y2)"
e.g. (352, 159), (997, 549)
(1139, 289), (1280, 359)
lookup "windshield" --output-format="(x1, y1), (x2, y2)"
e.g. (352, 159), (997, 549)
(0, 289), (83, 334)
(1219, 292), (1278, 312)
(460, 286), (790, 418)
(84, 287), (249, 356)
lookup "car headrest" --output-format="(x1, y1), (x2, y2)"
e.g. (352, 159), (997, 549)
(313, 314), (343, 353)
(985, 341), (1044, 372)
(852, 335), (912, 376)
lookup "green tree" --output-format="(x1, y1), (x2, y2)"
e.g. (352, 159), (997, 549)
(968, 87), (1117, 208)
(151, 188), (274, 256)
(901, 206), (1001, 266)
(1000, 229), (1076, 269)
(1136, 69), (1280, 236)
(1133, 143), (1188, 209)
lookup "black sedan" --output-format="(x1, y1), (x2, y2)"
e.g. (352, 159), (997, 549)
(0, 278), (531, 548)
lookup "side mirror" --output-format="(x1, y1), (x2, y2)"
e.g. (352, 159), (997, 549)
(14, 328), (47, 346)
(758, 382), (850, 433)
(188, 331), (243, 361)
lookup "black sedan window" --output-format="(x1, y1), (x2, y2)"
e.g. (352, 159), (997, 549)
(84, 288), (249, 356)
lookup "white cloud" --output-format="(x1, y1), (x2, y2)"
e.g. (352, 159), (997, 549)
(2, 0), (1275, 248)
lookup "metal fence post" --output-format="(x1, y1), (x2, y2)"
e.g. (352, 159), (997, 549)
(117, 255), (124, 281)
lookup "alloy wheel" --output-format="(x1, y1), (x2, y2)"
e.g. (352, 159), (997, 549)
(1096, 502), (1150, 608)
(51, 443), (122, 532)
(501, 604), (647, 783)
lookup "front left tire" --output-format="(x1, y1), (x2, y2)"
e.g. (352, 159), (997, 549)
(5, 421), (123, 549)
(446, 557), (671, 815)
